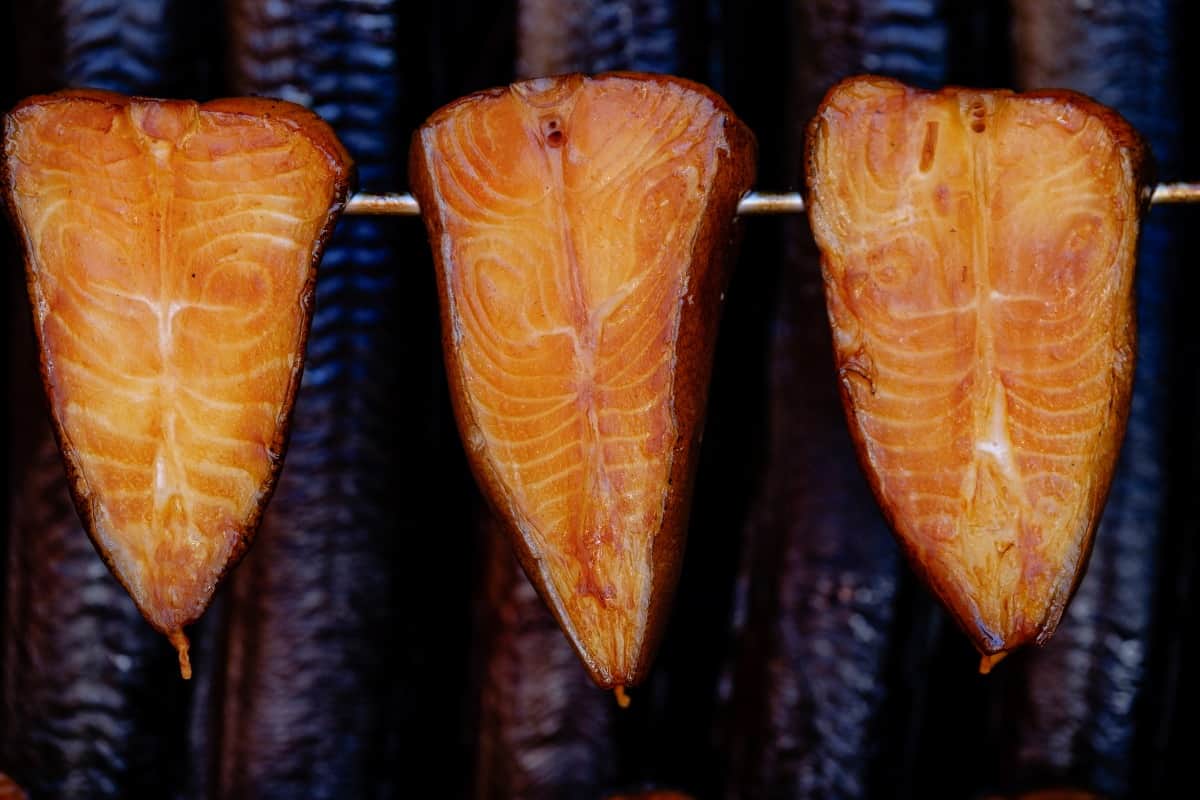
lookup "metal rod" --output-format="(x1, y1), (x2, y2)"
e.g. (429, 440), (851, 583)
(736, 192), (806, 215)
(343, 182), (1200, 217)
(1150, 182), (1200, 204)
(345, 192), (420, 215)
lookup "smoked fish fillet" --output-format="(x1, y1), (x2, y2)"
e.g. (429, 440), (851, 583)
(806, 76), (1148, 667)
(2, 90), (353, 677)
(411, 73), (756, 688)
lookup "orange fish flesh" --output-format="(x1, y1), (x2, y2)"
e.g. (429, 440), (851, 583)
(411, 73), (756, 688)
(806, 75), (1148, 668)
(2, 90), (353, 677)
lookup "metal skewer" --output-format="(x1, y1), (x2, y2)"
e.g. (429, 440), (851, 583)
(344, 182), (1200, 217)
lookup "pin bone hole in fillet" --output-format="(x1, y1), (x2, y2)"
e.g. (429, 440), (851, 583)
(806, 75), (1146, 670)
(411, 72), (756, 689)
(2, 90), (353, 678)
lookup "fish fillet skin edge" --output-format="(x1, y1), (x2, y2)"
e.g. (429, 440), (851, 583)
(2, 90), (354, 677)
(411, 72), (756, 688)
(806, 75), (1149, 665)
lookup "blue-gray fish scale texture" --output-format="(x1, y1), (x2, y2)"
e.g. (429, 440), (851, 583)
(1, 1), (1195, 798)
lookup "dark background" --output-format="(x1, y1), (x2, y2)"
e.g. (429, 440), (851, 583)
(1, 1), (1197, 798)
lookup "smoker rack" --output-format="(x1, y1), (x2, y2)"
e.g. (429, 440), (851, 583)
(342, 182), (1200, 216)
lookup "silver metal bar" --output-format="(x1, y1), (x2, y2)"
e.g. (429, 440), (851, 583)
(343, 182), (1200, 217)
(344, 192), (420, 215)
(736, 192), (806, 215)
(1150, 182), (1200, 204)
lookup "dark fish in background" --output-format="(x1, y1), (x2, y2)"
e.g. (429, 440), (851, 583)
(1002, 1), (1183, 795)
(722, 2), (947, 797)
(58, 0), (172, 93)
(54, 1), (219, 100)
(3, 439), (188, 798)
(471, 518), (618, 799)
(518, 0), (680, 77)
(1159, 1), (1200, 778)
(2, 1), (211, 796)
(196, 2), (412, 797)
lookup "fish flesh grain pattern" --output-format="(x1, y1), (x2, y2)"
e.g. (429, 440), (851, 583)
(1, 90), (353, 677)
(1007, 1), (1184, 793)
(411, 72), (756, 689)
(806, 75), (1149, 667)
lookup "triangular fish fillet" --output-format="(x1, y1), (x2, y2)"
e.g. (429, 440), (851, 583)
(806, 75), (1148, 668)
(411, 73), (756, 688)
(2, 90), (353, 677)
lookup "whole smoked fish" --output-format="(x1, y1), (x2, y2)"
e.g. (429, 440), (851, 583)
(2, 90), (353, 676)
(411, 73), (756, 688)
(806, 76), (1148, 667)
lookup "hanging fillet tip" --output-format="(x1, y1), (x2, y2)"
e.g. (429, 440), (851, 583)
(979, 651), (1008, 675)
(169, 629), (192, 679)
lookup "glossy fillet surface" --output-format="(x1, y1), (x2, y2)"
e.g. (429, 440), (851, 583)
(806, 76), (1147, 662)
(412, 73), (755, 687)
(2, 90), (352, 676)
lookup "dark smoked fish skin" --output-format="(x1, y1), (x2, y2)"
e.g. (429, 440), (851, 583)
(723, 2), (946, 797)
(59, 0), (173, 93)
(1007, 2), (1182, 794)
(472, 519), (618, 800)
(3, 1), (196, 796)
(787, 0), (946, 178)
(203, 2), (408, 797)
(517, 0), (680, 79)
(3, 438), (187, 799)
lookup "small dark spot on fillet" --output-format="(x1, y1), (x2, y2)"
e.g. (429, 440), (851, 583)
(969, 99), (986, 132)
(919, 121), (938, 172)
(934, 183), (951, 216)
(547, 130), (564, 147)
